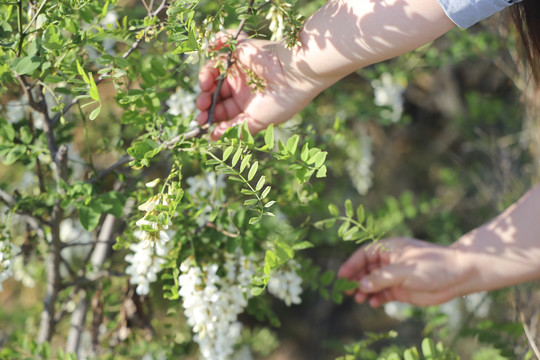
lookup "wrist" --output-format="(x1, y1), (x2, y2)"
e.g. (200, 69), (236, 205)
(275, 41), (341, 95)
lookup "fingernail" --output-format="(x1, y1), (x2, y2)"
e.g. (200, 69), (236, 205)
(360, 277), (372, 291)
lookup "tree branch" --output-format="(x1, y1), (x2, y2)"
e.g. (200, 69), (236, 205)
(0, 189), (47, 239)
(37, 82), (69, 343)
(163, 0), (268, 148)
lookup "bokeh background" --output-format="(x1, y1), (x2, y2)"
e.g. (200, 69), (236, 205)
(1, 0), (539, 359)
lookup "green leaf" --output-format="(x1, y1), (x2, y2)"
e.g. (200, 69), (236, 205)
(89, 105), (101, 120)
(240, 154), (251, 173)
(248, 161), (258, 181)
(251, 287), (264, 296)
(242, 121), (254, 144)
(300, 143), (309, 162)
(264, 200), (276, 208)
(338, 221), (350, 237)
(79, 200), (102, 231)
(356, 205), (365, 223)
(343, 226), (360, 241)
(248, 216), (260, 225)
(244, 199), (258, 206)
(232, 146), (242, 166)
(345, 199), (353, 218)
(223, 145), (234, 161)
(264, 250), (278, 268)
(20, 127), (32, 144)
(99, 191), (126, 217)
(255, 175), (266, 191)
(328, 203), (339, 217)
(76, 60), (89, 84)
(0, 20), (12, 39)
(127, 140), (155, 160)
(316, 165), (327, 178)
(261, 186), (271, 199)
(286, 134), (299, 155)
(314, 151), (327, 168)
(88, 74), (100, 101)
(333, 278), (358, 292)
(276, 242), (294, 261)
(292, 241), (313, 250)
(12, 56), (41, 75)
(264, 124), (274, 149)
(403, 348), (420, 360)
(1, 122), (15, 141)
(320, 270), (335, 286)
(421, 338), (436, 359)
(3, 144), (26, 165)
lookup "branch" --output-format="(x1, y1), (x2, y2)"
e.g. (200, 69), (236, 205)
(520, 308), (540, 360)
(0, 189), (47, 239)
(164, 0), (269, 148)
(50, 0), (169, 126)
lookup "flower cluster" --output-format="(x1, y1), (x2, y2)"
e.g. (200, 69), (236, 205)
(178, 253), (255, 360)
(0, 241), (18, 292)
(125, 239), (170, 296)
(186, 172), (226, 227)
(267, 260), (303, 306)
(166, 87), (198, 120)
(266, 6), (285, 42)
(125, 186), (173, 296)
(371, 72), (405, 123)
(346, 134), (374, 195)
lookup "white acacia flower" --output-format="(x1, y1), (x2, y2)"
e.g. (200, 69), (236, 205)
(371, 73), (405, 123)
(345, 134), (374, 195)
(266, 7), (285, 42)
(267, 260), (303, 306)
(0, 242), (19, 292)
(166, 87), (197, 118)
(178, 252), (255, 360)
(125, 240), (170, 296)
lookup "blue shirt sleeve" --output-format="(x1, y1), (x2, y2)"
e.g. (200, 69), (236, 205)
(437, 0), (523, 28)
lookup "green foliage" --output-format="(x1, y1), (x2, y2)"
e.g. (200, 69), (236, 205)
(0, 0), (534, 358)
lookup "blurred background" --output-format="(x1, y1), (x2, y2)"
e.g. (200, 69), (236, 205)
(1, 0), (539, 358)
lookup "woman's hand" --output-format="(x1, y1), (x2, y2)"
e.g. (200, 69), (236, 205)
(338, 237), (471, 307)
(196, 36), (328, 140)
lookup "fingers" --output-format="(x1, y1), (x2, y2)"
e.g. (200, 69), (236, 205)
(338, 246), (369, 279)
(359, 264), (408, 293)
(210, 113), (267, 141)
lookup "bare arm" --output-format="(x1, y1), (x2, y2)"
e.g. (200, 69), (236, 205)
(338, 184), (540, 307)
(197, 0), (455, 139)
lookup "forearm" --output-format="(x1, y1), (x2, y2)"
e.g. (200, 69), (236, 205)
(453, 183), (540, 294)
(277, 0), (455, 90)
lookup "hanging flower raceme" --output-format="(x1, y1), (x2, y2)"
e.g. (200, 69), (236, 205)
(178, 252), (256, 360)
(267, 260), (303, 306)
(0, 241), (19, 292)
(125, 186), (173, 296)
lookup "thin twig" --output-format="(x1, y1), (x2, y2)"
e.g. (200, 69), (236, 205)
(0, 189), (47, 238)
(205, 221), (240, 238)
(206, 0), (256, 128)
(519, 308), (540, 359)
(22, 0), (48, 34)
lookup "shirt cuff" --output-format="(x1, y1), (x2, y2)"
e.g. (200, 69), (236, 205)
(437, 0), (521, 28)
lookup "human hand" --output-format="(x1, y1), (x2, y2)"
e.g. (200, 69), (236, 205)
(338, 237), (469, 307)
(196, 35), (331, 140)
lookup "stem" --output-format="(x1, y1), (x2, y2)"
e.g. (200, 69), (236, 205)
(16, 0), (23, 56)
(164, 0), (271, 147)
(206, 0), (256, 128)
(37, 80), (68, 343)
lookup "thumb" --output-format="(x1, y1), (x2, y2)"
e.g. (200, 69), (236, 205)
(359, 264), (408, 293)
(210, 113), (267, 141)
